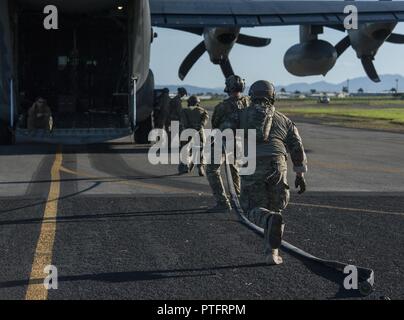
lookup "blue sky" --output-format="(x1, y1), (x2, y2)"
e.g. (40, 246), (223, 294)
(150, 24), (404, 89)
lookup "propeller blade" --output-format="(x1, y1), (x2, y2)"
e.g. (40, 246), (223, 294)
(236, 34), (271, 47)
(178, 41), (206, 80)
(220, 59), (235, 78)
(386, 33), (404, 44)
(361, 56), (381, 83)
(335, 36), (351, 57)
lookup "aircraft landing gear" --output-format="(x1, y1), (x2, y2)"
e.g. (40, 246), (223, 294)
(134, 116), (152, 144)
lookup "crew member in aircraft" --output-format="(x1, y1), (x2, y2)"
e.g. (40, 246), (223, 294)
(27, 97), (53, 132)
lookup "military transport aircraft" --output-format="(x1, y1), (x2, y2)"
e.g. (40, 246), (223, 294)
(1, 0), (404, 145)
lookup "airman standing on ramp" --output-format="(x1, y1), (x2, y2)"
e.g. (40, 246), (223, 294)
(27, 97), (53, 132)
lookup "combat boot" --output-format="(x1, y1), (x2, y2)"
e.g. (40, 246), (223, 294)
(198, 165), (206, 177)
(178, 163), (189, 175)
(264, 211), (284, 265)
(269, 249), (283, 265)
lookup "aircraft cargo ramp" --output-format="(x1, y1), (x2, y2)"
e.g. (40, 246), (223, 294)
(16, 128), (133, 145)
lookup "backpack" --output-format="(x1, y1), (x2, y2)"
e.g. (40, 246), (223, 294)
(241, 103), (275, 143)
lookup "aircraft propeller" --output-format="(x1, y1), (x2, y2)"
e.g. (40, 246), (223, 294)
(326, 0), (404, 83)
(175, 27), (271, 80)
(332, 31), (404, 83)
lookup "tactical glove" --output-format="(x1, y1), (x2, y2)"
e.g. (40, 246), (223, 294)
(295, 175), (306, 194)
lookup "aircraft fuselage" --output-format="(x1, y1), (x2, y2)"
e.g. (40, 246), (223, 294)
(0, 0), (154, 144)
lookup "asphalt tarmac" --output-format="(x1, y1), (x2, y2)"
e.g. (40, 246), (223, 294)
(0, 122), (403, 300)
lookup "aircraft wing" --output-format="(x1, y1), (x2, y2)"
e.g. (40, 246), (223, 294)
(150, 0), (404, 28)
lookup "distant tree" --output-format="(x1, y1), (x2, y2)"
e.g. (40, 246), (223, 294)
(310, 89), (317, 94)
(342, 86), (349, 93)
(390, 88), (398, 94)
(358, 88), (364, 94)
(280, 88), (286, 93)
(294, 90), (301, 95)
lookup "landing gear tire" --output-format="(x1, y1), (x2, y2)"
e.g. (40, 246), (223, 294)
(0, 122), (14, 145)
(134, 116), (152, 144)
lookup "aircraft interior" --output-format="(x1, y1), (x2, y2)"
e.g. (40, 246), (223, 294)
(17, 11), (130, 128)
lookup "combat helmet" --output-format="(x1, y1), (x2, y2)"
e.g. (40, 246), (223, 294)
(224, 75), (246, 93)
(188, 95), (201, 107)
(249, 80), (276, 104)
(178, 87), (188, 97)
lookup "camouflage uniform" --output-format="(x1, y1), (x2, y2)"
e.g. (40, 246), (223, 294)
(155, 89), (171, 130)
(238, 80), (307, 265)
(240, 105), (307, 213)
(27, 100), (53, 131)
(180, 102), (209, 174)
(167, 88), (187, 145)
(206, 95), (250, 207)
(169, 86), (187, 127)
(168, 94), (183, 125)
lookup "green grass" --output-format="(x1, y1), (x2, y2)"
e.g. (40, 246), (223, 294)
(279, 107), (404, 124)
(200, 99), (222, 109)
(198, 97), (404, 130)
(277, 99), (404, 108)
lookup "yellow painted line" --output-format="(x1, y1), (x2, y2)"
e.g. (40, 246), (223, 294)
(59, 166), (207, 195)
(290, 202), (404, 217)
(25, 148), (63, 300)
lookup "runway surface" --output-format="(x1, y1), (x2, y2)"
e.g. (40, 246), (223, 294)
(0, 122), (403, 300)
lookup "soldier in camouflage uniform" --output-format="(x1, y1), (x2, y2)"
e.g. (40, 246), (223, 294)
(27, 97), (53, 132)
(239, 80), (307, 265)
(164, 87), (187, 145)
(178, 95), (209, 176)
(168, 87), (187, 127)
(154, 88), (171, 130)
(206, 75), (250, 212)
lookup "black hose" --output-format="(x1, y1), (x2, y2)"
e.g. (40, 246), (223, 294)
(223, 149), (374, 296)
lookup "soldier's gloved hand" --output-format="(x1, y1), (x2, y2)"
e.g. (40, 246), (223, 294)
(295, 174), (306, 194)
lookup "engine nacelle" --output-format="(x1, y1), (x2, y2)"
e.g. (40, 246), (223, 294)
(348, 22), (397, 58)
(203, 27), (240, 64)
(284, 40), (337, 77)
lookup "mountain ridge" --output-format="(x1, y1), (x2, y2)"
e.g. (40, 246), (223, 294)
(156, 74), (404, 94)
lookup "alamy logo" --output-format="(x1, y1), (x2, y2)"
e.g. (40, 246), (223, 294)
(343, 265), (358, 290)
(43, 5), (59, 30)
(344, 5), (359, 30)
(44, 265), (58, 290)
(148, 122), (257, 176)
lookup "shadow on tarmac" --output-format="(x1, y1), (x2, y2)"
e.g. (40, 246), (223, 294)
(0, 182), (102, 215)
(0, 173), (182, 186)
(0, 207), (214, 226)
(281, 247), (365, 299)
(0, 262), (270, 289)
(0, 143), (151, 156)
